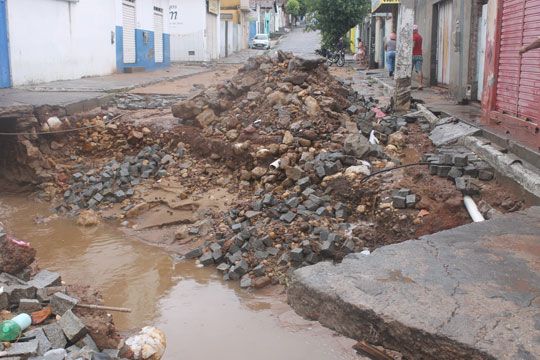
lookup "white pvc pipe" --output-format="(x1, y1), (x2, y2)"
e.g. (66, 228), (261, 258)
(269, 159), (281, 170)
(463, 196), (485, 222)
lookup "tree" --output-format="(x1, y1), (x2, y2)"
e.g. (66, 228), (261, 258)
(286, 0), (301, 24)
(305, 0), (370, 49)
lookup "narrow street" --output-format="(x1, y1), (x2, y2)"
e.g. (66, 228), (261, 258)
(0, 8), (539, 360)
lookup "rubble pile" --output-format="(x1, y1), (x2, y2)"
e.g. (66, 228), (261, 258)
(0, 234), (124, 360)
(107, 94), (186, 111)
(166, 51), (431, 286)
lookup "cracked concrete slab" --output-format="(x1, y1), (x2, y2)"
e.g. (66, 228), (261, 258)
(287, 207), (540, 360)
(429, 117), (481, 146)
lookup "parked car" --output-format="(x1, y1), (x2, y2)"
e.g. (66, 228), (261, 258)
(252, 34), (270, 50)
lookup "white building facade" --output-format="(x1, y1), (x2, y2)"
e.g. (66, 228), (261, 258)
(0, 0), (170, 87)
(168, 0), (221, 62)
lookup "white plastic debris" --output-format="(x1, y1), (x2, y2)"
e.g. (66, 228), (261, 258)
(360, 249), (371, 255)
(369, 130), (380, 145)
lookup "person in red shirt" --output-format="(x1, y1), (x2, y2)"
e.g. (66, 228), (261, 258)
(412, 24), (423, 90)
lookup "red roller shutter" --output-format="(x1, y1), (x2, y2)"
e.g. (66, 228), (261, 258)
(491, 0), (540, 149)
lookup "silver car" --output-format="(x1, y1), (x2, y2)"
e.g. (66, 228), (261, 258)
(251, 34), (270, 50)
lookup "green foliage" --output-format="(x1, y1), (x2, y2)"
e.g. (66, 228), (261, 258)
(305, 0), (370, 49)
(286, 0), (301, 17)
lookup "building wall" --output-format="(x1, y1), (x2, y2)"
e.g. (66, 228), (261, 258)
(169, 0), (206, 61)
(115, 0), (171, 73)
(412, 0), (475, 99)
(7, 0), (117, 86)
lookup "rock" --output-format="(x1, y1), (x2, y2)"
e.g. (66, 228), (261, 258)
(77, 210), (100, 227)
(285, 166), (305, 181)
(344, 165), (371, 180)
(50, 292), (79, 316)
(58, 309), (87, 343)
(125, 326), (166, 360)
(304, 96), (320, 116)
(246, 91), (261, 101)
(388, 131), (406, 146)
(184, 248), (203, 259)
(126, 202), (150, 219)
(128, 130), (144, 144)
(195, 108), (217, 128)
(171, 100), (202, 119)
(0, 237), (37, 275)
(200, 253), (214, 266)
(251, 167), (267, 179)
(290, 248), (303, 262)
(253, 264), (267, 277)
(47, 117), (62, 131)
(50, 141), (64, 150)
(175, 225), (189, 240)
(282, 131), (294, 145)
(268, 91), (287, 106)
(297, 57), (325, 71)
(3, 339), (39, 357)
(240, 278), (252, 288)
(284, 73), (308, 85)
(343, 134), (370, 159)
(226, 129), (239, 141)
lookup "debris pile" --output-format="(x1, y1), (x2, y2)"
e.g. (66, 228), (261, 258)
(107, 94), (185, 111)
(0, 232), (163, 360)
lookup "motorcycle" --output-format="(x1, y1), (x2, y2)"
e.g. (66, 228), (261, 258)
(325, 49), (345, 67)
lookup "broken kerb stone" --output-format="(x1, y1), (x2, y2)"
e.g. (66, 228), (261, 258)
(42, 323), (68, 349)
(5, 284), (36, 305)
(18, 298), (41, 313)
(50, 292), (79, 316)
(28, 270), (62, 289)
(184, 248), (203, 260)
(253, 264), (266, 277)
(75, 334), (99, 352)
(24, 327), (51, 356)
(58, 310), (87, 343)
(280, 211), (297, 223)
(3, 339), (39, 357)
(290, 248), (304, 262)
(392, 195), (407, 209)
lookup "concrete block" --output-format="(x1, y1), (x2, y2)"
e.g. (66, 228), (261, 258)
(278, 253), (289, 266)
(102, 349), (119, 358)
(43, 348), (68, 360)
(0, 291), (8, 310)
(6, 284), (36, 305)
(253, 264), (266, 277)
(42, 323), (68, 349)
(447, 167), (463, 180)
(58, 309), (87, 343)
(319, 241), (337, 257)
(216, 263), (230, 272)
(36, 286), (67, 303)
(478, 169), (494, 181)
(254, 250), (268, 259)
(437, 166), (452, 177)
(453, 154), (469, 167)
(24, 328), (52, 356)
(50, 292), (79, 316)
(233, 260), (249, 277)
(341, 239), (355, 254)
(267, 247), (279, 257)
(19, 298), (41, 313)
(406, 195), (417, 208)
(240, 278), (252, 288)
(280, 211), (296, 223)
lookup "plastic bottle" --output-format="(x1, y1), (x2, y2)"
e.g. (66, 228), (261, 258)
(0, 313), (32, 342)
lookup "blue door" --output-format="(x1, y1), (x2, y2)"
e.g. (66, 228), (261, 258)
(0, 0), (10, 88)
(249, 21), (257, 45)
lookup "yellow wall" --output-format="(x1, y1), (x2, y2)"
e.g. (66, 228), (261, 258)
(220, 9), (241, 23)
(350, 27), (356, 52)
(220, 0), (239, 7)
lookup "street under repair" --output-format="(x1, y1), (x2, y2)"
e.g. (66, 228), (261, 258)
(0, 30), (539, 360)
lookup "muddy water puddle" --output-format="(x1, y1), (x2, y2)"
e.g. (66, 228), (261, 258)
(0, 194), (358, 360)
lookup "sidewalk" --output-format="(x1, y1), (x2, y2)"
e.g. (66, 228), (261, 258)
(0, 64), (209, 114)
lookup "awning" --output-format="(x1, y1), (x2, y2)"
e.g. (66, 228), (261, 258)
(371, 0), (399, 13)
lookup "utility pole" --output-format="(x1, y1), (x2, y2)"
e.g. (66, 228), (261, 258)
(394, 0), (415, 112)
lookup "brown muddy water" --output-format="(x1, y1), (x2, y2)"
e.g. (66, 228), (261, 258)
(0, 194), (359, 360)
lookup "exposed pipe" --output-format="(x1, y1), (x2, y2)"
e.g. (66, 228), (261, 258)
(463, 195), (485, 222)
(269, 159), (281, 170)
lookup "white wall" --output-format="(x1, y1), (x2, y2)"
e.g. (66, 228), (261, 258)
(8, 0), (117, 86)
(169, 0), (206, 61)
(136, 0), (170, 33)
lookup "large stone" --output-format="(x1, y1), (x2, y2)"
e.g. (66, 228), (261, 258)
(285, 166), (305, 181)
(282, 131), (294, 145)
(284, 73), (308, 85)
(28, 270), (62, 289)
(343, 134), (370, 159)
(24, 328), (52, 356)
(77, 210), (100, 227)
(267, 91), (287, 106)
(288, 207), (540, 360)
(19, 298), (41, 313)
(42, 323), (68, 349)
(171, 100), (202, 119)
(58, 309), (87, 343)
(304, 96), (320, 116)
(50, 292), (79, 316)
(195, 108), (217, 128)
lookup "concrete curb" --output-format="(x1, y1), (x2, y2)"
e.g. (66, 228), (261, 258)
(461, 135), (540, 201)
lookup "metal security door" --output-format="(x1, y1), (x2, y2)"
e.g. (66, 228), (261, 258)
(476, 4), (488, 100)
(495, 0), (540, 122)
(436, 0), (453, 85)
(154, 10), (164, 63)
(0, 0), (10, 88)
(123, 1), (136, 64)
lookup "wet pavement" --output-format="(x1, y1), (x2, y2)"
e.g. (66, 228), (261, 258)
(0, 194), (360, 360)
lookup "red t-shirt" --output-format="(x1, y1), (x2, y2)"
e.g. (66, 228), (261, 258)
(413, 33), (423, 56)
